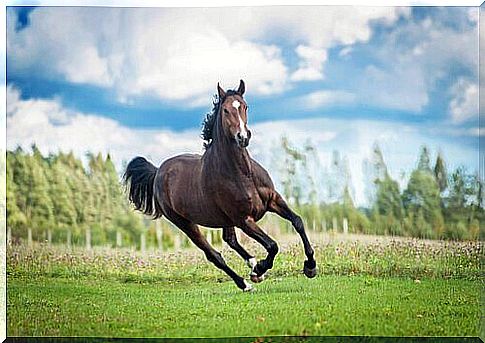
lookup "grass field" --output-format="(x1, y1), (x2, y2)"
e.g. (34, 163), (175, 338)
(7, 234), (483, 337)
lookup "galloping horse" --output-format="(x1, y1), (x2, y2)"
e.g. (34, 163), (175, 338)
(124, 80), (317, 291)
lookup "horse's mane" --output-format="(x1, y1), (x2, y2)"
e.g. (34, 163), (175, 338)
(201, 89), (239, 149)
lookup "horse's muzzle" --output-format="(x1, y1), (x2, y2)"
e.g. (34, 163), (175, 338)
(236, 130), (251, 148)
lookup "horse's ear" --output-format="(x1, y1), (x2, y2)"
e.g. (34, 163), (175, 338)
(217, 83), (226, 99)
(237, 79), (245, 96)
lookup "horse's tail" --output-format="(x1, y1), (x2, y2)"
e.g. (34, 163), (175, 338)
(123, 156), (161, 218)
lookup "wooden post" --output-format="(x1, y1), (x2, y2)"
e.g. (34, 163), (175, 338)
(7, 227), (11, 245)
(174, 232), (181, 250)
(140, 232), (146, 253)
(343, 217), (349, 234)
(312, 219), (316, 231)
(332, 217), (338, 232)
(155, 221), (163, 251)
(86, 228), (91, 250)
(116, 230), (122, 248)
(27, 228), (33, 247)
(47, 229), (52, 245)
(66, 229), (71, 248)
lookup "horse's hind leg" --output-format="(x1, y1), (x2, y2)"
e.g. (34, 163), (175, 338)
(240, 217), (278, 283)
(268, 192), (317, 278)
(222, 227), (257, 270)
(166, 213), (252, 291)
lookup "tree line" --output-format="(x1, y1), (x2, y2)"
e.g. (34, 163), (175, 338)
(272, 137), (483, 240)
(6, 139), (483, 248)
(7, 146), (146, 246)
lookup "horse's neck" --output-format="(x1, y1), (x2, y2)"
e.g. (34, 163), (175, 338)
(208, 140), (252, 177)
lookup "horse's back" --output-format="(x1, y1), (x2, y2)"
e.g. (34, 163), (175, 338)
(154, 153), (205, 219)
(158, 153), (202, 185)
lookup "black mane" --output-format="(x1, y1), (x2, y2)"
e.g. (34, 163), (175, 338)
(201, 89), (239, 149)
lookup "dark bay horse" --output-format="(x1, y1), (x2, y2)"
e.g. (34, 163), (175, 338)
(124, 80), (317, 291)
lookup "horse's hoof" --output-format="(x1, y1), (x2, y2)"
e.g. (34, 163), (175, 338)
(243, 280), (255, 292)
(303, 260), (317, 278)
(250, 273), (265, 283)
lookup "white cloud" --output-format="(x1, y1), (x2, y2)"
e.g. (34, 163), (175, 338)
(290, 45), (327, 82)
(338, 46), (353, 58)
(6, 86), (202, 168)
(350, 11), (478, 113)
(299, 89), (356, 109)
(7, 6), (406, 105)
(449, 78), (478, 124)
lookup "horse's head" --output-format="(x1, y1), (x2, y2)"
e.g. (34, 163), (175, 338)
(217, 80), (251, 148)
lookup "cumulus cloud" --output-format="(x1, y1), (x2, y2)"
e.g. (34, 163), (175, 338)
(6, 86), (202, 168)
(449, 78), (478, 124)
(290, 45), (327, 82)
(7, 6), (406, 105)
(298, 89), (356, 109)
(350, 10), (478, 113)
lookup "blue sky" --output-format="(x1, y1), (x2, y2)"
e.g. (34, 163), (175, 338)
(6, 5), (480, 205)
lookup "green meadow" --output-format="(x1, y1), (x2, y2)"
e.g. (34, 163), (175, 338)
(7, 236), (482, 338)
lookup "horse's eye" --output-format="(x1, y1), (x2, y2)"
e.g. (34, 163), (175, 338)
(223, 108), (229, 114)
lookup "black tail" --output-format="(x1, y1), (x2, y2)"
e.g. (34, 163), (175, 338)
(123, 156), (159, 218)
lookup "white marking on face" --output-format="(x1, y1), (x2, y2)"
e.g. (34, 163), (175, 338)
(232, 100), (240, 110)
(238, 115), (248, 139)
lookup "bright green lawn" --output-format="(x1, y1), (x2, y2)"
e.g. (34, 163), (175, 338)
(7, 238), (483, 337)
(8, 275), (480, 337)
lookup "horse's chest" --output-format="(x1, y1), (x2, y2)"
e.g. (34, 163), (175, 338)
(214, 178), (264, 220)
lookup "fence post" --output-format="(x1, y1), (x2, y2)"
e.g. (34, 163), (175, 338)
(116, 230), (122, 248)
(140, 232), (146, 253)
(174, 232), (181, 251)
(155, 221), (163, 251)
(7, 227), (11, 245)
(86, 228), (91, 250)
(312, 219), (316, 231)
(27, 228), (33, 247)
(343, 217), (349, 234)
(332, 217), (338, 232)
(66, 229), (71, 248)
(47, 229), (52, 246)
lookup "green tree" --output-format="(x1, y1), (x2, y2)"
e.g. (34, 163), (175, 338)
(417, 146), (432, 173)
(374, 176), (403, 220)
(6, 152), (26, 236)
(363, 143), (389, 205)
(49, 157), (76, 241)
(279, 136), (305, 206)
(403, 169), (442, 238)
(434, 152), (448, 193)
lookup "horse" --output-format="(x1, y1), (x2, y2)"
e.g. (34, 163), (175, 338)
(123, 80), (317, 291)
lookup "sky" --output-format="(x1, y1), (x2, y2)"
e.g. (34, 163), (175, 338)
(6, 5), (480, 206)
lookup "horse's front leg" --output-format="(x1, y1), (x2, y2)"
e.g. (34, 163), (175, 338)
(268, 192), (317, 278)
(222, 227), (257, 270)
(239, 216), (279, 283)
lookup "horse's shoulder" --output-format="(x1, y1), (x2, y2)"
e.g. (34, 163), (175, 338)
(250, 158), (274, 188)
